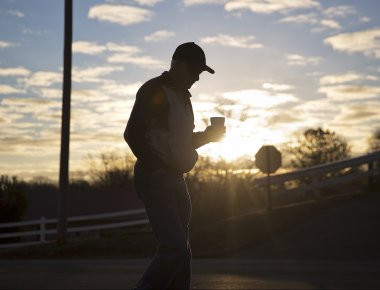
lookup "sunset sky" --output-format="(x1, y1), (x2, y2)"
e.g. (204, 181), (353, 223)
(0, 0), (379, 181)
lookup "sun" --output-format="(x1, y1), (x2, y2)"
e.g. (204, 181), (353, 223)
(210, 132), (260, 161)
(199, 125), (286, 162)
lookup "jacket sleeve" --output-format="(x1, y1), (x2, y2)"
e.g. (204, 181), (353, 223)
(192, 131), (209, 149)
(124, 83), (169, 170)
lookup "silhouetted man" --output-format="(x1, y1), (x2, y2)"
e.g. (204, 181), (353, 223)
(124, 42), (225, 290)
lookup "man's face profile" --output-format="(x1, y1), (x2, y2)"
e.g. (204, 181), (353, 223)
(177, 62), (201, 90)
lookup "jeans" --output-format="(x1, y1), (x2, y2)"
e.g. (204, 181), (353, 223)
(134, 161), (192, 290)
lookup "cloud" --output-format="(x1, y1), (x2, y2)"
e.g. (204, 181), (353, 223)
(319, 72), (376, 85)
(262, 82), (294, 91)
(0, 105), (24, 122)
(360, 17), (370, 23)
(324, 28), (380, 59)
(200, 33), (262, 49)
(267, 111), (302, 125)
(222, 89), (298, 108)
(286, 54), (321, 66)
(286, 98), (344, 133)
(71, 89), (110, 103)
(184, 0), (226, 6)
(0, 98), (59, 118)
(72, 41), (107, 55)
(293, 97), (337, 113)
(99, 82), (142, 97)
(22, 28), (49, 35)
(144, 30), (175, 42)
(7, 10), (25, 18)
(106, 42), (141, 53)
(319, 19), (341, 30)
(306, 71), (322, 77)
(0, 135), (59, 154)
(224, 0), (320, 14)
(192, 100), (217, 113)
(107, 54), (165, 69)
(72, 66), (124, 83)
(73, 41), (141, 55)
(0, 40), (16, 49)
(73, 40), (165, 69)
(21, 71), (61, 87)
(0, 85), (24, 95)
(88, 4), (153, 26)
(275, 99), (376, 152)
(318, 85), (380, 101)
(280, 13), (318, 25)
(70, 40), (160, 70)
(1, 97), (54, 106)
(0, 97), (60, 120)
(367, 75), (379, 81)
(279, 5), (359, 32)
(335, 103), (380, 122)
(37, 88), (62, 98)
(0, 89), (136, 178)
(134, 0), (163, 6)
(322, 5), (356, 18)
(0, 67), (30, 77)
(0, 115), (9, 123)
(280, 13), (341, 31)
(35, 84), (132, 103)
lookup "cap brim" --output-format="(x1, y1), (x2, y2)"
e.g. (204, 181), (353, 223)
(204, 65), (215, 74)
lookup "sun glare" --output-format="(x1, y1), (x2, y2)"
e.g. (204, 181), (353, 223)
(200, 125), (286, 162)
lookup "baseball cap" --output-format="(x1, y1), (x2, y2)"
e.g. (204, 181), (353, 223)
(172, 42), (215, 74)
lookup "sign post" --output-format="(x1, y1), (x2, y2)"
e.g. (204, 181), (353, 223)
(255, 145), (282, 210)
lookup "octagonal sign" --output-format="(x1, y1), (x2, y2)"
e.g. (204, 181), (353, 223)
(255, 145), (282, 174)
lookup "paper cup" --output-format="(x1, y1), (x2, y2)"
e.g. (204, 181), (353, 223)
(210, 117), (225, 127)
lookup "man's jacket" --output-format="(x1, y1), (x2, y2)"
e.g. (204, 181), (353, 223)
(124, 72), (206, 174)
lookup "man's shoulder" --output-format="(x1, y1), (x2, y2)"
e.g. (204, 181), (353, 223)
(137, 73), (170, 107)
(138, 72), (168, 97)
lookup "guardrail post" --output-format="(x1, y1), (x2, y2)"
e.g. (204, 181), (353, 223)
(311, 176), (320, 200)
(40, 217), (46, 243)
(368, 161), (374, 189)
(266, 174), (272, 211)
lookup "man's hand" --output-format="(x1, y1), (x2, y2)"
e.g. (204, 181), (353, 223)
(204, 125), (226, 142)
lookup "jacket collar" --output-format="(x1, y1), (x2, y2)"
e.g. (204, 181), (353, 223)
(161, 71), (192, 99)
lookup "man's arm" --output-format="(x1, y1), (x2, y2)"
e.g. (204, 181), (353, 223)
(192, 126), (226, 149)
(192, 131), (209, 149)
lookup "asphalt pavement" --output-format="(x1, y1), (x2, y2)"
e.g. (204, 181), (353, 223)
(1, 259), (380, 289)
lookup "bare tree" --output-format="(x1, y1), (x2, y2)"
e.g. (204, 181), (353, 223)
(287, 127), (351, 169)
(214, 97), (251, 122)
(85, 150), (135, 187)
(368, 128), (380, 153)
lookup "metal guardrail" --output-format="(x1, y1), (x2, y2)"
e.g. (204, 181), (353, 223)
(0, 208), (148, 249)
(254, 151), (380, 209)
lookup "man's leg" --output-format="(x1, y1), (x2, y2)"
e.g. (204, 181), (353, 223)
(134, 171), (191, 290)
(167, 242), (191, 290)
(167, 179), (192, 290)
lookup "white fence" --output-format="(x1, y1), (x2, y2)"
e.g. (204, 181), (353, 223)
(1, 151), (379, 249)
(0, 208), (148, 249)
(255, 151), (380, 209)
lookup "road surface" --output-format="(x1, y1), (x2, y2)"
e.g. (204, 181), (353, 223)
(1, 259), (379, 289)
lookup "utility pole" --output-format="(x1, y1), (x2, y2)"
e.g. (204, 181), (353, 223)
(57, 0), (72, 245)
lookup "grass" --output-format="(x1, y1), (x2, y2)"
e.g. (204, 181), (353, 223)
(0, 191), (377, 259)
(190, 192), (367, 257)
